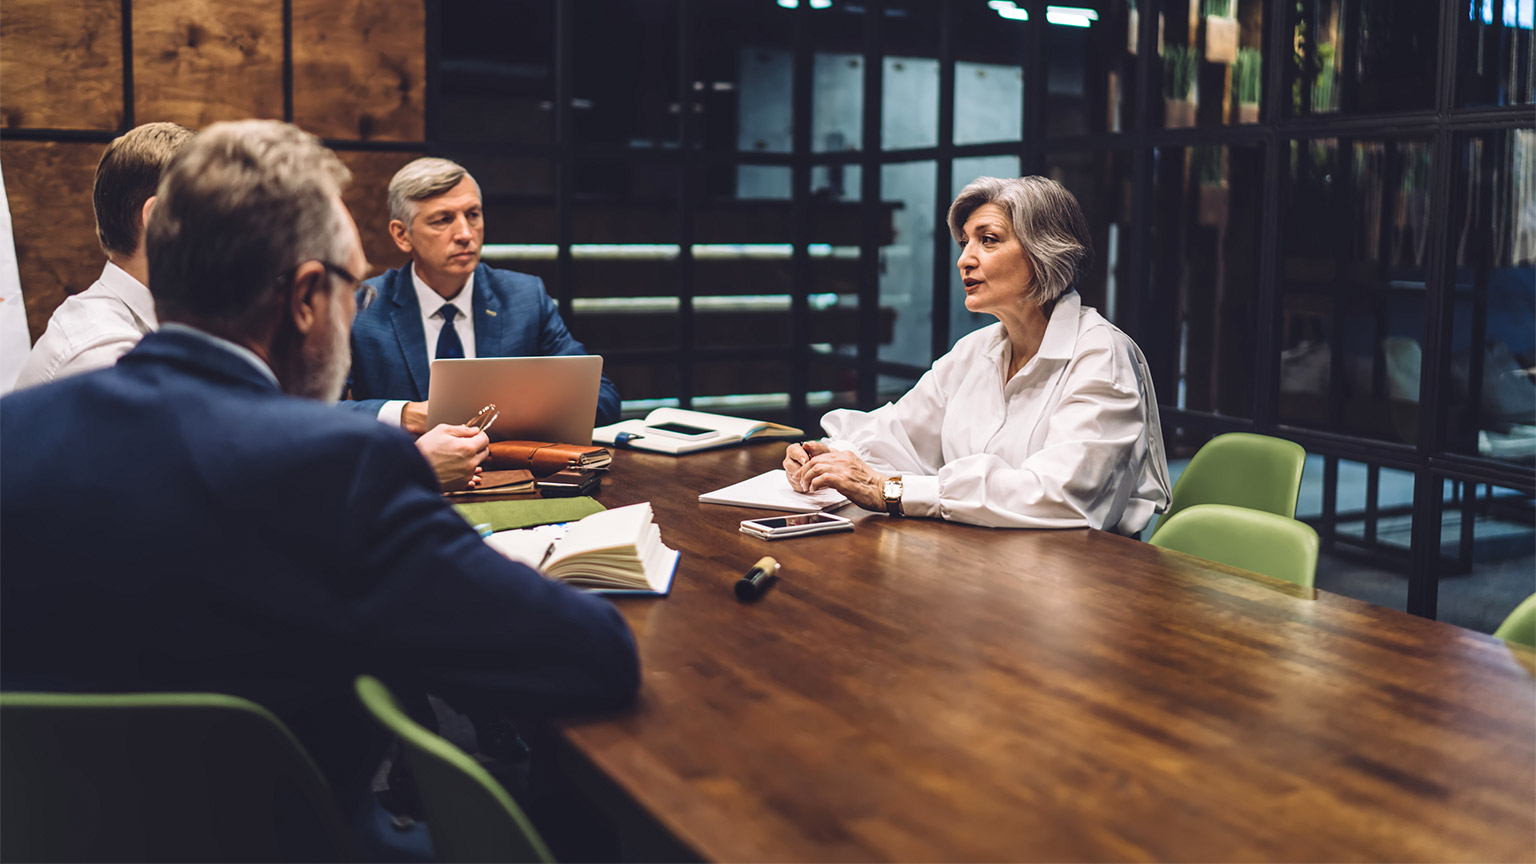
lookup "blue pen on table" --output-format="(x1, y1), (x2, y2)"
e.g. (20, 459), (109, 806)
(614, 431), (645, 448)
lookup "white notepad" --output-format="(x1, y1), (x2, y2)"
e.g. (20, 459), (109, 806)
(699, 469), (850, 513)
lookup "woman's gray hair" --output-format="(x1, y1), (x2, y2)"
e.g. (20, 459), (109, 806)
(388, 157), (479, 225)
(146, 120), (352, 323)
(947, 175), (1092, 306)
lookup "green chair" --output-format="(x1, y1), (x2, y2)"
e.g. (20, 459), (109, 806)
(1149, 503), (1320, 589)
(1151, 432), (1307, 541)
(355, 676), (554, 863)
(0, 691), (355, 862)
(1493, 593), (1536, 648)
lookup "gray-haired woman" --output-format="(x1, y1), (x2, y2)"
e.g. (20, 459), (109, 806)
(784, 176), (1170, 534)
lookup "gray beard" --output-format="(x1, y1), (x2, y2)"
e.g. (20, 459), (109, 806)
(291, 300), (350, 403)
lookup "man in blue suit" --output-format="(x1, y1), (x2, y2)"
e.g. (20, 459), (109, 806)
(0, 121), (638, 853)
(343, 157), (620, 435)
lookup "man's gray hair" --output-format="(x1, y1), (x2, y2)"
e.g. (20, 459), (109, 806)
(147, 120), (352, 323)
(388, 157), (479, 225)
(946, 175), (1092, 307)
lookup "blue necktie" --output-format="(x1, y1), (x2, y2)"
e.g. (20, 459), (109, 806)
(436, 304), (464, 360)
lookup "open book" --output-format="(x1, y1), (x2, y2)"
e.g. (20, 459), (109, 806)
(593, 408), (803, 455)
(482, 502), (679, 595)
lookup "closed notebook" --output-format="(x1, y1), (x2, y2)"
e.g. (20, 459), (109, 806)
(483, 502), (679, 595)
(699, 469), (849, 513)
(446, 469), (536, 496)
(487, 440), (612, 475)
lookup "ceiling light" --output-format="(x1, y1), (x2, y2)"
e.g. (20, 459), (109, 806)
(998, 7), (1030, 20)
(1047, 5), (1099, 19)
(987, 0), (1017, 8)
(777, 0), (799, 8)
(809, 0), (832, 7)
(1045, 10), (1093, 26)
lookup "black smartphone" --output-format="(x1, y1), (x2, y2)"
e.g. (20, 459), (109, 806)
(644, 421), (719, 441)
(536, 468), (602, 497)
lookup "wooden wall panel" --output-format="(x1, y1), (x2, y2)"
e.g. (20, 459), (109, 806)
(0, 0), (123, 130)
(1, 141), (108, 341)
(292, 0), (425, 142)
(133, 0), (283, 128)
(337, 149), (420, 278)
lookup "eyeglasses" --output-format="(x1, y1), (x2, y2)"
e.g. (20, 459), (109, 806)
(281, 260), (365, 289)
(316, 261), (365, 291)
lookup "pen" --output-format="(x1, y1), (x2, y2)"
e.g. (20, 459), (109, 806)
(735, 556), (780, 602)
(614, 431), (645, 447)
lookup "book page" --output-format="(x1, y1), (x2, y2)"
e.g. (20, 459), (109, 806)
(646, 407), (773, 440)
(548, 502), (652, 563)
(484, 529), (559, 569)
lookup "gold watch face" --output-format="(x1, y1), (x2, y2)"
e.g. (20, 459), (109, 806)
(884, 478), (901, 500)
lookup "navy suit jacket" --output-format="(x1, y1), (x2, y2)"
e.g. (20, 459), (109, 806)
(343, 262), (621, 427)
(0, 329), (638, 807)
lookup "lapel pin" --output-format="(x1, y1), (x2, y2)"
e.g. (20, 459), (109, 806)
(487, 310), (497, 317)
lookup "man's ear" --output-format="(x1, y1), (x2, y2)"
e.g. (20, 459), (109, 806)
(140, 195), (157, 231)
(388, 220), (413, 254)
(287, 261), (329, 335)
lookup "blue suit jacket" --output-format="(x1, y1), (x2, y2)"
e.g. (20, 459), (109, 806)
(0, 329), (638, 807)
(343, 263), (621, 427)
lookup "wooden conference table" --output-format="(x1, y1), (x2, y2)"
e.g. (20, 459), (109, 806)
(540, 444), (1535, 862)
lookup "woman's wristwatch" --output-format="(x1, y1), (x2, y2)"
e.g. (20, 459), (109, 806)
(883, 476), (904, 517)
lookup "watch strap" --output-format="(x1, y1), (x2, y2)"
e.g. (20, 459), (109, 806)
(884, 476), (904, 517)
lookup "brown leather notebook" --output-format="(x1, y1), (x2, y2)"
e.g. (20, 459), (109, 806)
(487, 441), (612, 476)
(446, 469), (536, 496)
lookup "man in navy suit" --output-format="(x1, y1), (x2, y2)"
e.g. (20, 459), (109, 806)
(343, 157), (620, 436)
(0, 121), (638, 851)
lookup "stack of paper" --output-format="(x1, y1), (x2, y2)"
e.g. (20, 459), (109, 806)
(699, 469), (850, 513)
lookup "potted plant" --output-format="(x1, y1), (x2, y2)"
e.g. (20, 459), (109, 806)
(1233, 47), (1261, 123)
(1127, 0), (1138, 55)
(1162, 45), (1198, 128)
(1194, 145), (1228, 227)
(1202, 0), (1239, 64)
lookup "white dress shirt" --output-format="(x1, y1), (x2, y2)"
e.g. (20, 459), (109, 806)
(821, 291), (1171, 535)
(376, 264), (477, 426)
(14, 262), (157, 390)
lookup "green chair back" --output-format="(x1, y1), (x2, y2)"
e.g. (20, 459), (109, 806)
(1493, 593), (1536, 648)
(1149, 503), (1320, 589)
(1152, 432), (1307, 540)
(0, 691), (355, 862)
(354, 676), (554, 864)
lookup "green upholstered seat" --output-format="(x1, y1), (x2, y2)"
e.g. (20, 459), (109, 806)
(1149, 503), (1320, 589)
(0, 690), (355, 862)
(1151, 432), (1307, 541)
(355, 675), (554, 864)
(1493, 593), (1536, 648)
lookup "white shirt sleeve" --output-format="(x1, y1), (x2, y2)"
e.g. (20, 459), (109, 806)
(377, 400), (407, 427)
(907, 361), (1151, 530)
(820, 355), (956, 477)
(14, 326), (140, 390)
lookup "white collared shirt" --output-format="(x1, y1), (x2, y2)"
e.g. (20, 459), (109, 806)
(412, 263), (477, 361)
(377, 265), (477, 425)
(14, 262), (158, 390)
(820, 291), (1171, 535)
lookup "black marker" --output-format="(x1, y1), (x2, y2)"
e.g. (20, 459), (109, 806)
(735, 556), (780, 602)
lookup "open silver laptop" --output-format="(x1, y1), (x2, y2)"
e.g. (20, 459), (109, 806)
(426, 355), (603, 444)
